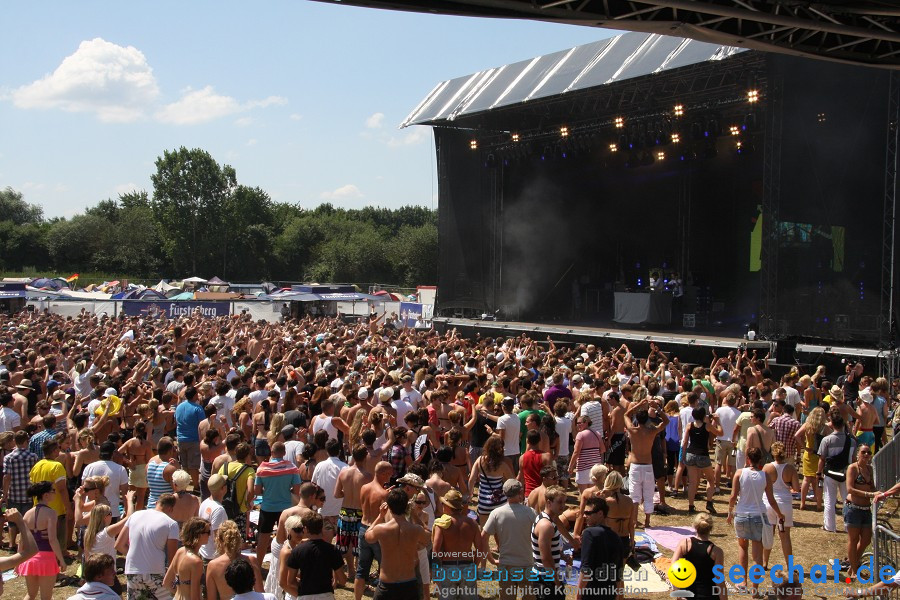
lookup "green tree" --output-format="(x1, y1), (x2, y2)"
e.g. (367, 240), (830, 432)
(150, 147), (236, 274)
(0, 187), (43, 225)
(387, 224), (438, 286)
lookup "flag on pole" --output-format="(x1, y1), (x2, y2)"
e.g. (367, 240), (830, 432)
(66, 273), (79, 283)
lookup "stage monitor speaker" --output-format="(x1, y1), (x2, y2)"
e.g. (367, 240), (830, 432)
(776, 339), (797, 365)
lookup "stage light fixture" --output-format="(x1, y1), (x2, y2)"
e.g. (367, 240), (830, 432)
(615, 116), (624, 128)
(729, 125), (740, 136)
(657, 151), (665, 160)
(674, 104), (684, 117)
(609, 143), (618, 152)
(511, 133), (520, 142)
(817, 113), (827, 123)
(470, 140), (478, 150)
(747, 90), (759, 103)
(560, 126), (569, 137)
(671, 133), (680, 143)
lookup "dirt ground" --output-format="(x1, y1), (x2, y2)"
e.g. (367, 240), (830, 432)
(4, 484), (886, 600)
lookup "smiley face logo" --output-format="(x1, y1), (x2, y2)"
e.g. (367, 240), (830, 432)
(668, 558), (696, 588)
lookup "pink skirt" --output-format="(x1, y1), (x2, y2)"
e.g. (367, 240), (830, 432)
(16, 551), (60, 577)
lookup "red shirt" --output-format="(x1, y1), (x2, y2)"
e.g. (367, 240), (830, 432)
(521, 448), (544, 496)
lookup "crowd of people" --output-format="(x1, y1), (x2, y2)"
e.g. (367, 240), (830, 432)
(0, 310), (898, 600)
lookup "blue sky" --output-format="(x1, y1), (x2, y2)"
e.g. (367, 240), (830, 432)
(0, 1), (614, 218)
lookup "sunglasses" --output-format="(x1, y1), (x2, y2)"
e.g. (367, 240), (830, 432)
(291, 526), (304, 533)
(415, 500), (428, 505)
(583, 509), (600, 516)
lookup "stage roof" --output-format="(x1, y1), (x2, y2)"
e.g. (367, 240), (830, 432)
(312, 0), (900, 69)
(402, 32), (745, 127)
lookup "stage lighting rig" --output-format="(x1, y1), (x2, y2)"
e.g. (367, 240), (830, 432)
(729, 125), (740, 136)
(671, 133), (680, 144)
(560, 126), (569, 137)
(609, 143), (618, 152)
(674, 104), (684, 117)
(470, 140), (478, 150)
(511, 133), (519, 142)
(747, 90), (759, 103)
(615, 116), (624, 129)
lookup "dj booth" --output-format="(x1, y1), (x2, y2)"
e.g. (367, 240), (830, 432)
(613, 292), (672, 325)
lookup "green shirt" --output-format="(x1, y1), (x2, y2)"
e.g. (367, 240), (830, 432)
(518, 409), (547, 453)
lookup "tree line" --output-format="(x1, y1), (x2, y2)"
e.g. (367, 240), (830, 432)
(0, 147), (438, 286)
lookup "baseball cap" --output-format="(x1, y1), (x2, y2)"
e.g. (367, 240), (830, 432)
(282, 424), (297, 438)
(207, 474), (227, 492)
(502, 479), (524, 497)
(103, 387), (117, 398)
(397, 473), (425, 488)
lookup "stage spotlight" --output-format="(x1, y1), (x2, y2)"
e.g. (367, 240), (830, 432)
(609, 143), (618, 152)
(470, 140), (478, 150)
(560, 126), (569, 137)
(511, 133), (520, 142)
(729, 125), (740, 136)
(674, 104), (684, 117)
(747, 89), (759, 103)
(657, 151), (665, 161)
(671, 133), (680, 143)
(817, 112), (827, 123)
(615, 116), (624, 128)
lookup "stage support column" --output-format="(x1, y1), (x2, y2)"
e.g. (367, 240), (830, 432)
(880, 71), (900, 349)
(488, 154), (503, 315)
(759, 66), (783, 339)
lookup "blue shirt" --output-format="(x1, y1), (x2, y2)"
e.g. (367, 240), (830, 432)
(174, 401), (205, 442)
(28, 429), (57, 459)
(257, 458), (301, 512)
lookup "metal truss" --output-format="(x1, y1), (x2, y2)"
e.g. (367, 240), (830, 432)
(759, 66), (782, 340)
(881, 71), (900, 347)
(314, 0), (900, 69)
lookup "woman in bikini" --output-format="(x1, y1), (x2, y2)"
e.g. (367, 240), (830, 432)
(16, 482), (67, 600)
(845, 444), (877, 580)
(118, 421), (152, 509)
(600, 471), (637, 591)
(206, 520), (265, 600)
(164, 517), (209, 600)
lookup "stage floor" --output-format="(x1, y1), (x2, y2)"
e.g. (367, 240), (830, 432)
(432, 317), (767, 351)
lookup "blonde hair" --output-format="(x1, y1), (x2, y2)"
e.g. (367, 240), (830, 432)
(693, 512), (714, 535)
(267, 413), (285, 446)
(806, 406), (827, 435)
(603, 471), (625, 493)
(84, 475), (111, 497)
(349, 411), (367, 447)
(664, 400), (680, 416)
(78, 430), (95, 448)
(771, 441), (786, 462)
(215, 520), (242, 559)
(84, 504), (111, 554)
(172, 470), (192, 491)
(284, 514), (304, 534)
(590, 464), (609, 486)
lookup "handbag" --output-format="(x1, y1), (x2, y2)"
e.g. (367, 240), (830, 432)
(824, 434), (852, 482)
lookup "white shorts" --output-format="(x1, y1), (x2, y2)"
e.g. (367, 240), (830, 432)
(575, 469), (592, 485)
(418, 546), (431, 585)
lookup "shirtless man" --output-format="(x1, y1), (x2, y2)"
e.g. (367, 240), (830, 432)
(624, 396), (669, 528)
(853, 390), (879, 450)
(434, 447), (468, 497)
(355, 462), (392, 600)
(360, 429), (391, 474)
(432, 489), (486, 599)
(274, 482), (322, 545)
(364, 488), (431, 600)
(335, 445), (372, 575)
(606, 392), (628, 475)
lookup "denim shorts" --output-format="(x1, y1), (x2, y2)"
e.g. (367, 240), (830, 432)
(254, 437), (271, 459)
(684, 452), (712, 469)
(734, 514), (766, 541)
(843, 503), (873, 528)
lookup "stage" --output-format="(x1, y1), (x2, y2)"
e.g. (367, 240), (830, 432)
(409, 31), (897, 349)
(432, 317), (895, 372)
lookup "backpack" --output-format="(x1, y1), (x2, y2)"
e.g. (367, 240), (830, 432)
(221, 461), (251, 520)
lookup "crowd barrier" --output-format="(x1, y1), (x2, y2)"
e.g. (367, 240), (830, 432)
(874, 435), (900, 599)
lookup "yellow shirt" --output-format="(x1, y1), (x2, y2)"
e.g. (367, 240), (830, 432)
(479, 391), (503, 406)
(218, 461), (256, 513)
(30, 459), (67, 516)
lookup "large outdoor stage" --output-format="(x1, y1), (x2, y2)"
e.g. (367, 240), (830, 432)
(406, 31), (899, 349)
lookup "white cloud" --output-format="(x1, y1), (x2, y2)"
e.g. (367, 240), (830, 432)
(246, 139), (257, 146)
(387, 126), (430, 148)
(365, 112), (385, 129)
(114, 182), (139, 195)
(8, 38), (286, 126)
(12, 38), (159, 122)
(155, 86), (241, 125)
(234, 116), (255, 127)
(289, 113), (303, 121)
(156, 87), (288, 125)
(319, 184), (363, 201)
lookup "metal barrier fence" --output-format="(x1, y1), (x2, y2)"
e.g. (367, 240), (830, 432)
(873, 522), (900, 600)
(873, 435), (900, 599)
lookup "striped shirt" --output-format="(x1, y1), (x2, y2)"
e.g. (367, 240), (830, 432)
(580, 400), (605, 436)
(531, 511), (562, 571)
(146, 460), (172, 509)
